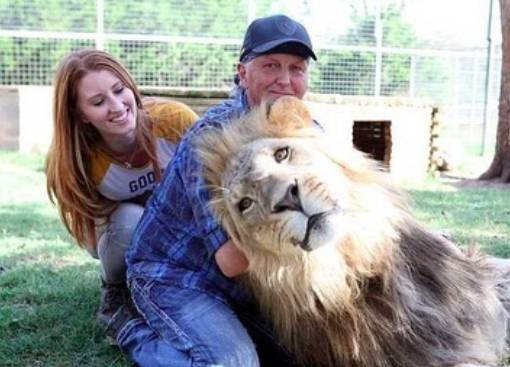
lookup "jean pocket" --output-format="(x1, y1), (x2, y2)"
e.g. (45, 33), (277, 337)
(131, 280), (192, 348)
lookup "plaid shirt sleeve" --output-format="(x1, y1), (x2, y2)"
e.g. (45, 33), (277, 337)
(149, 97), (247, 259)
(180, 144), (228, 254)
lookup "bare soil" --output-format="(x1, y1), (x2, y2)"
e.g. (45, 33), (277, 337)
(440, 173), (510, 190)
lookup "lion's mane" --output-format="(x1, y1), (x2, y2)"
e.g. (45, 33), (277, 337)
(195, 97), (508, 367)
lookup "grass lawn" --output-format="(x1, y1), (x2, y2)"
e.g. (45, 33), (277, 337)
(0, 150), (509, 366)
(0, 151), (129, 366)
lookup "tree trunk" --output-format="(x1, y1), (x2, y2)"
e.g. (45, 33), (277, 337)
(480, 0), (510, 182)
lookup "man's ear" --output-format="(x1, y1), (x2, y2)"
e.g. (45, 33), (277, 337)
(236, 63), (247, 88)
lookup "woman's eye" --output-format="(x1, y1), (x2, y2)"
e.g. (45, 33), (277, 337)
(114, 86), (124, 94)
(238, 197), (253, 213)
(92, 99), (104, 106)
(274, 147), (290, 163)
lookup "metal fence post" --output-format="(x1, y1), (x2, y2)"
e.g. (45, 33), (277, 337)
(374, 0), (382, 97)
(247, 0), (256, 24)
(96, 0), (104, 50)
(409, 55), (416, 98)
(481, 0), (494, 156)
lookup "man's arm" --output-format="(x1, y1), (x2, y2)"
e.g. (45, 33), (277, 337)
(215, 239), (249, 277)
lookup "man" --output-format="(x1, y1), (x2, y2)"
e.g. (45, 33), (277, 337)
(121, 14), (317, 366)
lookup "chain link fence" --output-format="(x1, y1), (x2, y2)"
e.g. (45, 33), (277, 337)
(0, 0), (501, 154)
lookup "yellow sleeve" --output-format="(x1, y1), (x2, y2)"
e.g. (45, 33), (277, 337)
(89, 148), (112, 186)
(147, 100), (199, 144)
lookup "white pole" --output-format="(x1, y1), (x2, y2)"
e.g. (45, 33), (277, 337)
(247, 0), (256, 24)
(409, 55), (416, 98)
(374, 0), (383, 97)
(481, 0), (494, 156)
(96, 0), (104, 50)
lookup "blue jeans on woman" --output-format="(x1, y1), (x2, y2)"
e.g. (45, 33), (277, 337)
(117, 277), (297, 367)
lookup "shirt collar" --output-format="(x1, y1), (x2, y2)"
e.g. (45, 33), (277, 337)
(240, 89), (250, 113)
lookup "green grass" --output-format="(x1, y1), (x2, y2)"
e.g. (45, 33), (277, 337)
(0, 150), (509, 366)
(0, 151), (129, 366)
(404, 178), (510, 257)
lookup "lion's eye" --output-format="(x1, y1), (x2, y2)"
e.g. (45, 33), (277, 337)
(274, 146), (290, 163)
(238, 197), (253, 213)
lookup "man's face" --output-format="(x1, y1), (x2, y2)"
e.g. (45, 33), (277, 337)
(237, 53), (309, 107)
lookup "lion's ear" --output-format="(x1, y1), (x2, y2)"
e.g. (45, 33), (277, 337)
(267, 96), (313, 132)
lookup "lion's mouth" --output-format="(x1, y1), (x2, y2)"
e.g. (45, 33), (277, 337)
(299, 209), (340, 251)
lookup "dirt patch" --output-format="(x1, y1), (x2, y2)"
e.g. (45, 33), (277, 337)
(440, 173), (510, 190)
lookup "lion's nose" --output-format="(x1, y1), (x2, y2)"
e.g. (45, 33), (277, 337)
(273, 182), (302, 213)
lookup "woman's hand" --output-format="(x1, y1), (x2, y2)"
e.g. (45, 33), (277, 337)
(215, 239), (249, 277)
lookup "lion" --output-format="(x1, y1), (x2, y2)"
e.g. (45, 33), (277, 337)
(195, 96), (510, 367)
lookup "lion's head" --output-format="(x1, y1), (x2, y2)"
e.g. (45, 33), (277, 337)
(197, 97), (408, 289)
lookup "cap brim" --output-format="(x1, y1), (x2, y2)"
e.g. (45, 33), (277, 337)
(252, 38), (317, 60)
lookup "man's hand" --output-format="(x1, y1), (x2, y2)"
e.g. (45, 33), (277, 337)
(215, 240), (249, 277)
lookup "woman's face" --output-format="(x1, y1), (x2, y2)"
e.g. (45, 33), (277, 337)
(76, 69), (137, 143)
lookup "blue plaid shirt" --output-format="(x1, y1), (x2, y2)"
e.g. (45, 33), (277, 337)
(126, 90), (251, 304)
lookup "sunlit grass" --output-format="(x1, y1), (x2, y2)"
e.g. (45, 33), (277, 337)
(402, 178), (510, 256)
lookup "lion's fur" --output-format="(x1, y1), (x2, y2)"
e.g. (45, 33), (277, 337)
(195, 97), (509, 367)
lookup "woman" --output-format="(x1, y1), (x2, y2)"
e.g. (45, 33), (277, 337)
(45, 49), (198, 338)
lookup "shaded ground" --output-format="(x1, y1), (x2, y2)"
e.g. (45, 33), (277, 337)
(438, 155), (510, 190)
(441, 174), (510, 190)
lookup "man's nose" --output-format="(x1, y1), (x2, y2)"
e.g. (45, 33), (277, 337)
(276, 69), (291, 85)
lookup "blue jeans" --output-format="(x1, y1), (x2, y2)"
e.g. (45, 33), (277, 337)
(87, 202), (145, 285)
(118, 277), (297, 367)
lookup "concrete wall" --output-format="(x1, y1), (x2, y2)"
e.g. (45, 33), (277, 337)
(18, 86), (54, 154)
(0, 88), (19, 150)
(0, 86), (433, 179)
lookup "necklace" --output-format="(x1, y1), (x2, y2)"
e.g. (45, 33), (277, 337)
(123, 160), (133, 169)
(100, 142), (138, 169)
(122, 148), (137, 169)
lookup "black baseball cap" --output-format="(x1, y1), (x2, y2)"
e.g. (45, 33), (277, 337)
(240, 14), (317, 61)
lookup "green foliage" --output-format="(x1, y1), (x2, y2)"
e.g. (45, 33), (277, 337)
(413, 56), (451, 102)
(105, 0), (249, 37)
(0, 0), (95, 32)
(0, 38), (94, 85)
(0, 0), (271, 88)
(310, 50), (376, 95)
(311, 0), (448, 96)
(107, 40), (238, 88)
(381, 2), (416, 47)
(381, 54), (411, 96)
